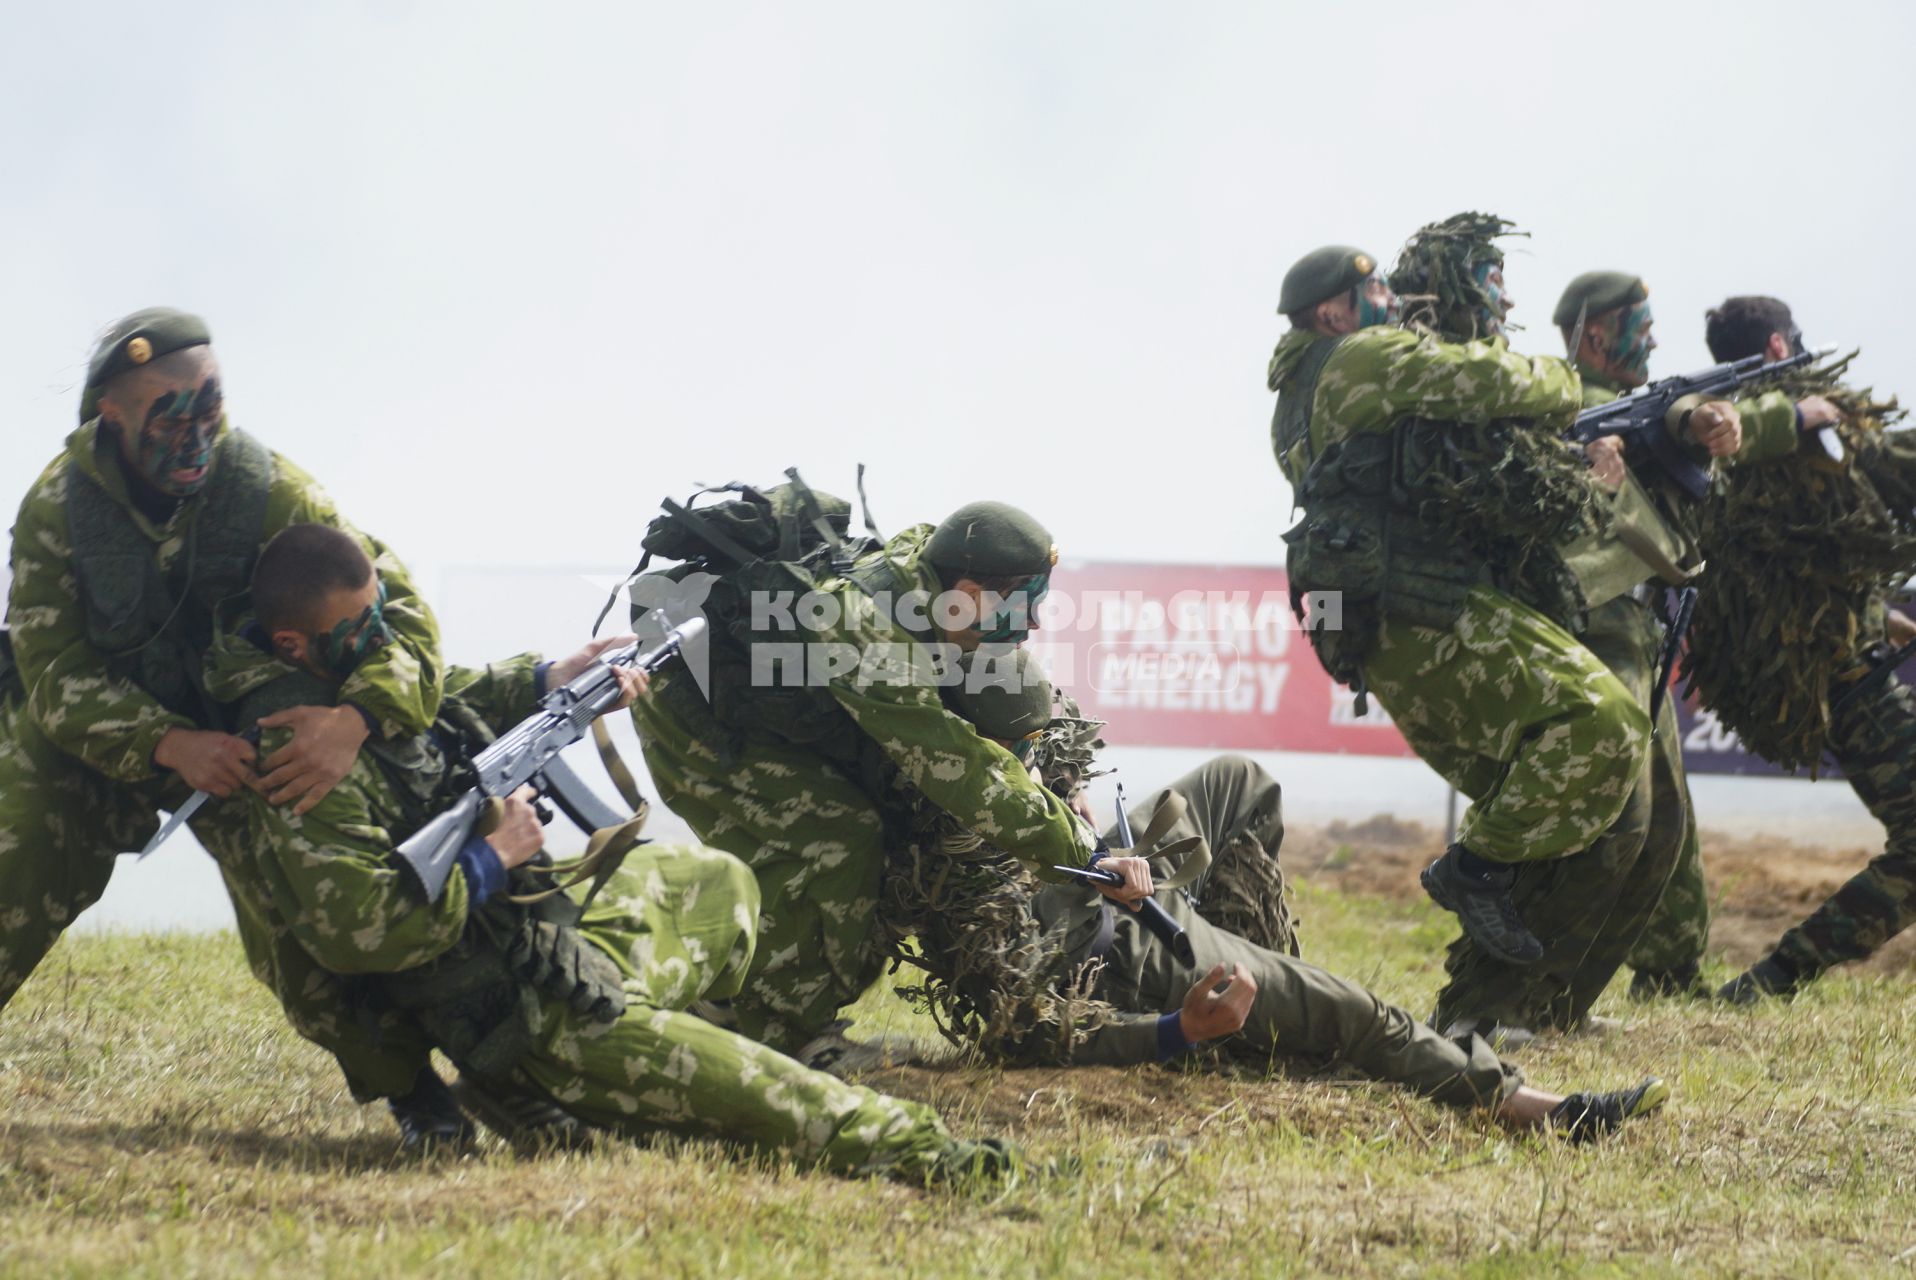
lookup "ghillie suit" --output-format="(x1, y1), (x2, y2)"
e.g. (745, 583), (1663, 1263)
(1684, 357), (1916, 990)
(1684, 354), (1916, 771)
(877, 804), (1119, 1066)
(1388, 212), (1611, 631)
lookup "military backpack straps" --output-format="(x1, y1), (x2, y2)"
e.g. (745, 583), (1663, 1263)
(600, 468), (900, 766)
(1284, 426), (1489, 708)
(1271, 334), (1347, 486)
(66, 427), (275, 725)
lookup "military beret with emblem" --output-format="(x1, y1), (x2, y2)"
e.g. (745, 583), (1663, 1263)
(927, 501), (1058, 580)
(943, 646), (1055, 742)
(85, 307), (212, 393)
(1278, 245), (1377, 315)
(1552, 271), (1648, 328)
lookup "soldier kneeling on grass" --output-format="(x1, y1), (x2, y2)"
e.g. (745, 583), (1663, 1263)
(217, 522), (1020, 1182)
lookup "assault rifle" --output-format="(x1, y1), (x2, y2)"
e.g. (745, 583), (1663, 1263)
(1573, 346), (1830, 499)
(395, 617), (706, 901)
(1052, 783), (1198, 966)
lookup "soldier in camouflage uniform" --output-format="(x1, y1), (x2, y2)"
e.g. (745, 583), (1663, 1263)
(873, 647), (1669, 1141)
(1268, 222), (1654, 1036)
(625, 490), (1118, 1054)
(1551, 273), (1802, 1003)
(222, 523), (1010, 1181)
(0, 309), (453, 1139)
(1680, 297), (1916, 1004)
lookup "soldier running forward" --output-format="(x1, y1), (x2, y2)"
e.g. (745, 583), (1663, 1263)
(1551, 273), (1802, 1006)
(1678, 296), (1916, 1004)
(871, 646), (1669, 1143)
(0, 309), (460, 1145)
(216, 523), (1020, 1182)
(624, 484), (1129, 1054)
(1268, 220), (1652, 1030)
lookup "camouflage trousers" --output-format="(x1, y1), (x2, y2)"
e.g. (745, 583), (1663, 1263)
(0, 699), (430, 1101)
(1362, 586), (1652, 864)
(631, 695), (887, 1054)
(1767, 674), (1916, 978)
(1431, 594), (1687, 1032)
(521, 845), (956, 1177)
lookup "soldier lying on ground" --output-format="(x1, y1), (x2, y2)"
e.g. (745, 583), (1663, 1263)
(865, 646), (1669, 1142)
(0, 308), (458, 1145)
(218, 523), (1019, 1182)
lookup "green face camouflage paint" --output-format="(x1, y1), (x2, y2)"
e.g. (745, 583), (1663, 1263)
(316, 579), (394, 677)
(1355, 274), (1400, 328)
(1607, 301), (1656, 382)
(133, 377), (224, 496)
(978, 572), (1050, 644)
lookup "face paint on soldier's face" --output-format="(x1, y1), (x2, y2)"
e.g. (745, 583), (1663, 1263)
(1606, 302), (1656, 386)
(978, 573), (1050, 645)
(1355, 274), (1400, 328)
(1471, 260), (1510, 337)
(130, 377), (224, 496)
(313, 579), (395, 678)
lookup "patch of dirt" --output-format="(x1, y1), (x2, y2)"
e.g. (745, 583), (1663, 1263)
(1288, 816), (1916, 974)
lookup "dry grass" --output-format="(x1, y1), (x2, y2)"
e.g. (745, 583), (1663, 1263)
(2, 859), (1913, 1278)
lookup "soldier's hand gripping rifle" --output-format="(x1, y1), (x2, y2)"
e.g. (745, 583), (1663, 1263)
(1572, 346), (1830, 499)
(395, 617), (707, 902)
(1052, 783), (1203, 967)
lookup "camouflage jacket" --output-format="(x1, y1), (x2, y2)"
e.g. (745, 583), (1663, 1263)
(6, 420), (442, 783)
(1269, 325), (1584, 488)
(221, 649), (542, 975)
(639, 524), (1096, 880)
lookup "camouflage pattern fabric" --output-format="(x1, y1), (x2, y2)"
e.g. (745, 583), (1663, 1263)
(0, 421), (445, 1099)
(1268, 325), (1586, 489)
(883, 755), (1521, 1108)
(1430, 594), (1683, 1032)
(1363, 585), (1650, 864)
(237, 665), (958, 1177)
(1572, 377), (1727, 982)
(7, 419), (443, 778)
(1765, 674), (1916, 978)
(1271, 320), (1646, 867)
(629, 525), (1093, 1052)
(1682, 360), (1915, 771)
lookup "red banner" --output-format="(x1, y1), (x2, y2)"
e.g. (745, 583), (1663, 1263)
(1025, 560), (1417, 757)
(1027, 559), (1834, 779)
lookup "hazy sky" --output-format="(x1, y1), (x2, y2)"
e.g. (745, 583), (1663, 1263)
(5, 0), (1912, 666)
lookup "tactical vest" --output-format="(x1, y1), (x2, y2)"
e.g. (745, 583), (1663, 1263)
(237, 668), (628, 1082)
(1277, 345), (1489, 690)
(625, 474), (921, 782)
(67, 427), (274, 726)
(1271, 335), (1347, 484)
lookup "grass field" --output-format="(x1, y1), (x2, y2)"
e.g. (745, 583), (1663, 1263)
(2, 865), (1913, 1278)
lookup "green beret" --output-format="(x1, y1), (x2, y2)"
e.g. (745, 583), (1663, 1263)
(1278, 245), (1378, 315)
(1552, 271), (1648, 329)
(927, 501), (1057, 580)
(86, 307), (211, 390)
(943, 646), (1055, 742)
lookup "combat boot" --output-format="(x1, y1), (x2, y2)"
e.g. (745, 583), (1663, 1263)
(449, 1076), (590, 1152)
(387, 1065), (476, 1152)
(1716, 955), (1801, 1006)
(1549, 1077), (1670, 1142)
(797, 1019), (924, 1076)
(926, 1138), (1028, 1186)
(1420, 845), (1543, 965)
(1629, 960), (1706, 1001)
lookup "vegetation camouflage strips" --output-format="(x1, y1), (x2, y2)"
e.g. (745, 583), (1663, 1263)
(1391, 211), (1609, 627)
(1683, 354), (1916, 770)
